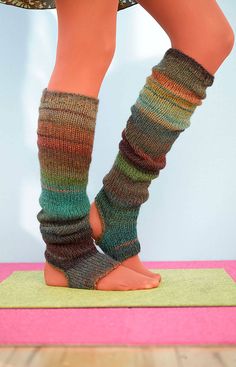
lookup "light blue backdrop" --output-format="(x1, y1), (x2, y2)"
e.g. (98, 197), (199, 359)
(0, 1), (235, 262)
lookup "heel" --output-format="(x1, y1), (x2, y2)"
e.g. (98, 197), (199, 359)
(44, 261), (68, 287)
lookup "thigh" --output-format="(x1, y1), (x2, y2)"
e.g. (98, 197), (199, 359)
(55, 0), (119, 55)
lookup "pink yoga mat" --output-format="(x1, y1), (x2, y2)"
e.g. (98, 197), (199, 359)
(1, 260), (236, 345)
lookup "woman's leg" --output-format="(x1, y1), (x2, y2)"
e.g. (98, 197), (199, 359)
(39, 0), (160, 290)
(136, 0), (234, 74)
(90, 0), (234, 275)
(48, 0), (117, 97)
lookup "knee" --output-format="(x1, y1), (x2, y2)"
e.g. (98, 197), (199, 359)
(56, 32), (116, 73)
(100, 37), (116, 68)
(199, 12), (235, 58)
(211, 24), (235, 57)
(172, 20), (234, 59)
(87, 35), (116, 73)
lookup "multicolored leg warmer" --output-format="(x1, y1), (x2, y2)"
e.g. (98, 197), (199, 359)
(94, 47), (214, 262)
(36, 88), (120, 289)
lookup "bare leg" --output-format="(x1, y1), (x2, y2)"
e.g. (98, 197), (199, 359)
(90, 0), (234, 277)
(47, 0), (118, 97)
(44, 0), (161, 291)
(136, 0), (234, 74)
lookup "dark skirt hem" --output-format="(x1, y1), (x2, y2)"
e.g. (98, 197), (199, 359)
(0, 0), (138, 11)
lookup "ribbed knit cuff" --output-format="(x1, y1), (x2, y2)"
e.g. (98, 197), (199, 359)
(155, 47), (215, 98)
(40, 87), (99, 113)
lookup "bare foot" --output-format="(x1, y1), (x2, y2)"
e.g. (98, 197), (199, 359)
(44, 261), (160, 291)
(89, 201), (161, 282)
(121, 254), (161, 280)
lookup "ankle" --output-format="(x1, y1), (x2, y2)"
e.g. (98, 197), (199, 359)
(90, 193), (141, 263)
(89, 201), (102, 240)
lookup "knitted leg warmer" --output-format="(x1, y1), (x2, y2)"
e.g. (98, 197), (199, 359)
(94, 48), (214, 261)
(36, 88), (120, 289)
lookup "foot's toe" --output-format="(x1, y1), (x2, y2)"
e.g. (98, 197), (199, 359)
(143, 277), (160, 289)
(96, 264), (160, 291)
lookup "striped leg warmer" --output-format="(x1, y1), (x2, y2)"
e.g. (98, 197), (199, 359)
(36, 88), (120, 289)
(94, 48), (215, 261)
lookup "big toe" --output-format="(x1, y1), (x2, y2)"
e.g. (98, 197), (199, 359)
(152, 273), (162, 282)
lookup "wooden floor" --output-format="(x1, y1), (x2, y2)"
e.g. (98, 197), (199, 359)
(0, 346), (236, 367)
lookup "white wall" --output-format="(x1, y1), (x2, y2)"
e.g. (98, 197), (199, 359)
(0, 0), (235, 262)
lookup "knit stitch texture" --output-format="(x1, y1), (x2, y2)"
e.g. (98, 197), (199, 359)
(36, 88), (120, 289)
(94, 47), (215, 262)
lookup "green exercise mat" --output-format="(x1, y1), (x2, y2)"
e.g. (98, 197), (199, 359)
(0, 268), (236, 308)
